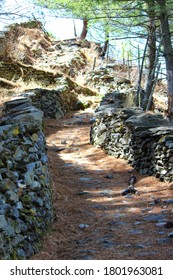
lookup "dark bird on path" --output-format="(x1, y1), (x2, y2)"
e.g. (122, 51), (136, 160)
(121, 175), (140, 196)
(128, 175), (137, 186)
(121, 186), (138, 196)
(164, 221), (173, 228)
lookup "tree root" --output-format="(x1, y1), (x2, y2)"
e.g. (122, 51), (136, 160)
(0, 77), (19, 88)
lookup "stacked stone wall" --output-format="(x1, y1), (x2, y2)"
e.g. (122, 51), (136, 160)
(0, 62), (63, 86)
(0, 98), (52, 259)
(90, 99), (173, 182)
(22, 87), (78, 119)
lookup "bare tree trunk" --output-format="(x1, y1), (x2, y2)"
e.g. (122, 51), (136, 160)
(80, 19), (88, 40)
(146, 62), (161, 111)
(73, 20), (77, 37)
(136, 40), (148, 107)
(143, 0), (157, 110)
(101, 32), (109, 59)
(157, 0), (173, 115)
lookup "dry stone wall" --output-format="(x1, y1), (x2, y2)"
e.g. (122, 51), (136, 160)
(85, 65), (134, 98)
(21, 86), (81, 119)
(0, 98), (52, 259)
(0, 62), (63, 86)
(22, 88), (71, 119)
(90, 93), (173, 182)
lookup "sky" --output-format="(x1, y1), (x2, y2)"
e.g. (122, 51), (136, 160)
(0, 0), (83, 39)
(0, 0), (151, 64)
(0, 0), (167, 78)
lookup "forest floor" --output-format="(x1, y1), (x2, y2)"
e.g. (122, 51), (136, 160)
(30, 109), (173, 260)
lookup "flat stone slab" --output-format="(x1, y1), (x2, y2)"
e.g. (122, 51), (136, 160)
(79, 177), (93, 181)
(143, 214), (166, 222)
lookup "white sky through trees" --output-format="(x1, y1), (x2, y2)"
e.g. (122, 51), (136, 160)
(0, 0), (83, 39)
(0, 0), (157, 66)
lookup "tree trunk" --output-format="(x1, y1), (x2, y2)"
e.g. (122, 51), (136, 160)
(143, 0), (157, 110)
(146, 62), (161, 110)
(136, 41), (148, 107)
(73, 20), (77, 37)
(101, 32), (109, 59)
(157, 0), (173, 115)
(80, 19), (88, 40)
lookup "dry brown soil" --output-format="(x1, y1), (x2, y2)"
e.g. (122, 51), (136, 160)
(31, 109), (173, 260)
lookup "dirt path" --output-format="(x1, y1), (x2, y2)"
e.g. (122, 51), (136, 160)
(32, 110), (173, 260)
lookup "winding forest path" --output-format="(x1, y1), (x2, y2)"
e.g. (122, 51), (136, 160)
(32, 109), (173, 260)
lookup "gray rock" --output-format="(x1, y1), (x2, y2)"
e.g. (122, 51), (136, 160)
(12, 234), (26, 246)
(97, 237), (117, 248)
(124, 194), (133, 198)
(55, 108), (64, 119)
(15, 219), (28, 232)
(0, 125), (14, 137)
(137, 251), (157, 257)
(168, 231), (173, 238)
(90, 117), (96, 124)
(134, 221), (142, 225)
(80, 250), (96, 254)
(1, 204), (11, 215)
(99, 189), (114, 195)
(79, 224), (89, 229)
(125, 112), (169, 129)
(16, 202), (23, 210)
(14, 147), (24, 161)
(24, 243), (35, 258)
(76, 191), (90, 195)
(0, 206), (5, 215)
(17, 249), (26, 259)
(105, 174), (113, 179)
(79, 177), (92, 181)
(164, 198), (173, 204)
(109, 221), (128, 227)
(3, 224), (15, 237)
(143, 214), (166, 222)
(5, 191), (19, 204)
(80, 255), (93, 260)
(134, 244), (146, 249)
(157, 238), (172, 244)
(128, 229), (143, 235)
(28, 146), (38, 153)
(0, 215), (7, 229)
(4, 98), (31, 110)
(0, 179), (16, 192)
(23, 171), (34, 186)
(75, 100), (85, 110)
(26, 162), (37, 171)
(35, 198), (44, 207)
(30, 181), (41, 190)
(156, 222), (167, 227)
(40, 154), (48, 164)
(7, 171), (19, 182)
(8, 207), (20, 219)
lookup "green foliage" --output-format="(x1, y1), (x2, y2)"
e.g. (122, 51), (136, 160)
(47, 30), (56, 38)
(34, 0), (173, 57)
(35, 0), (97, 18)
(9, 20), (43, 29)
